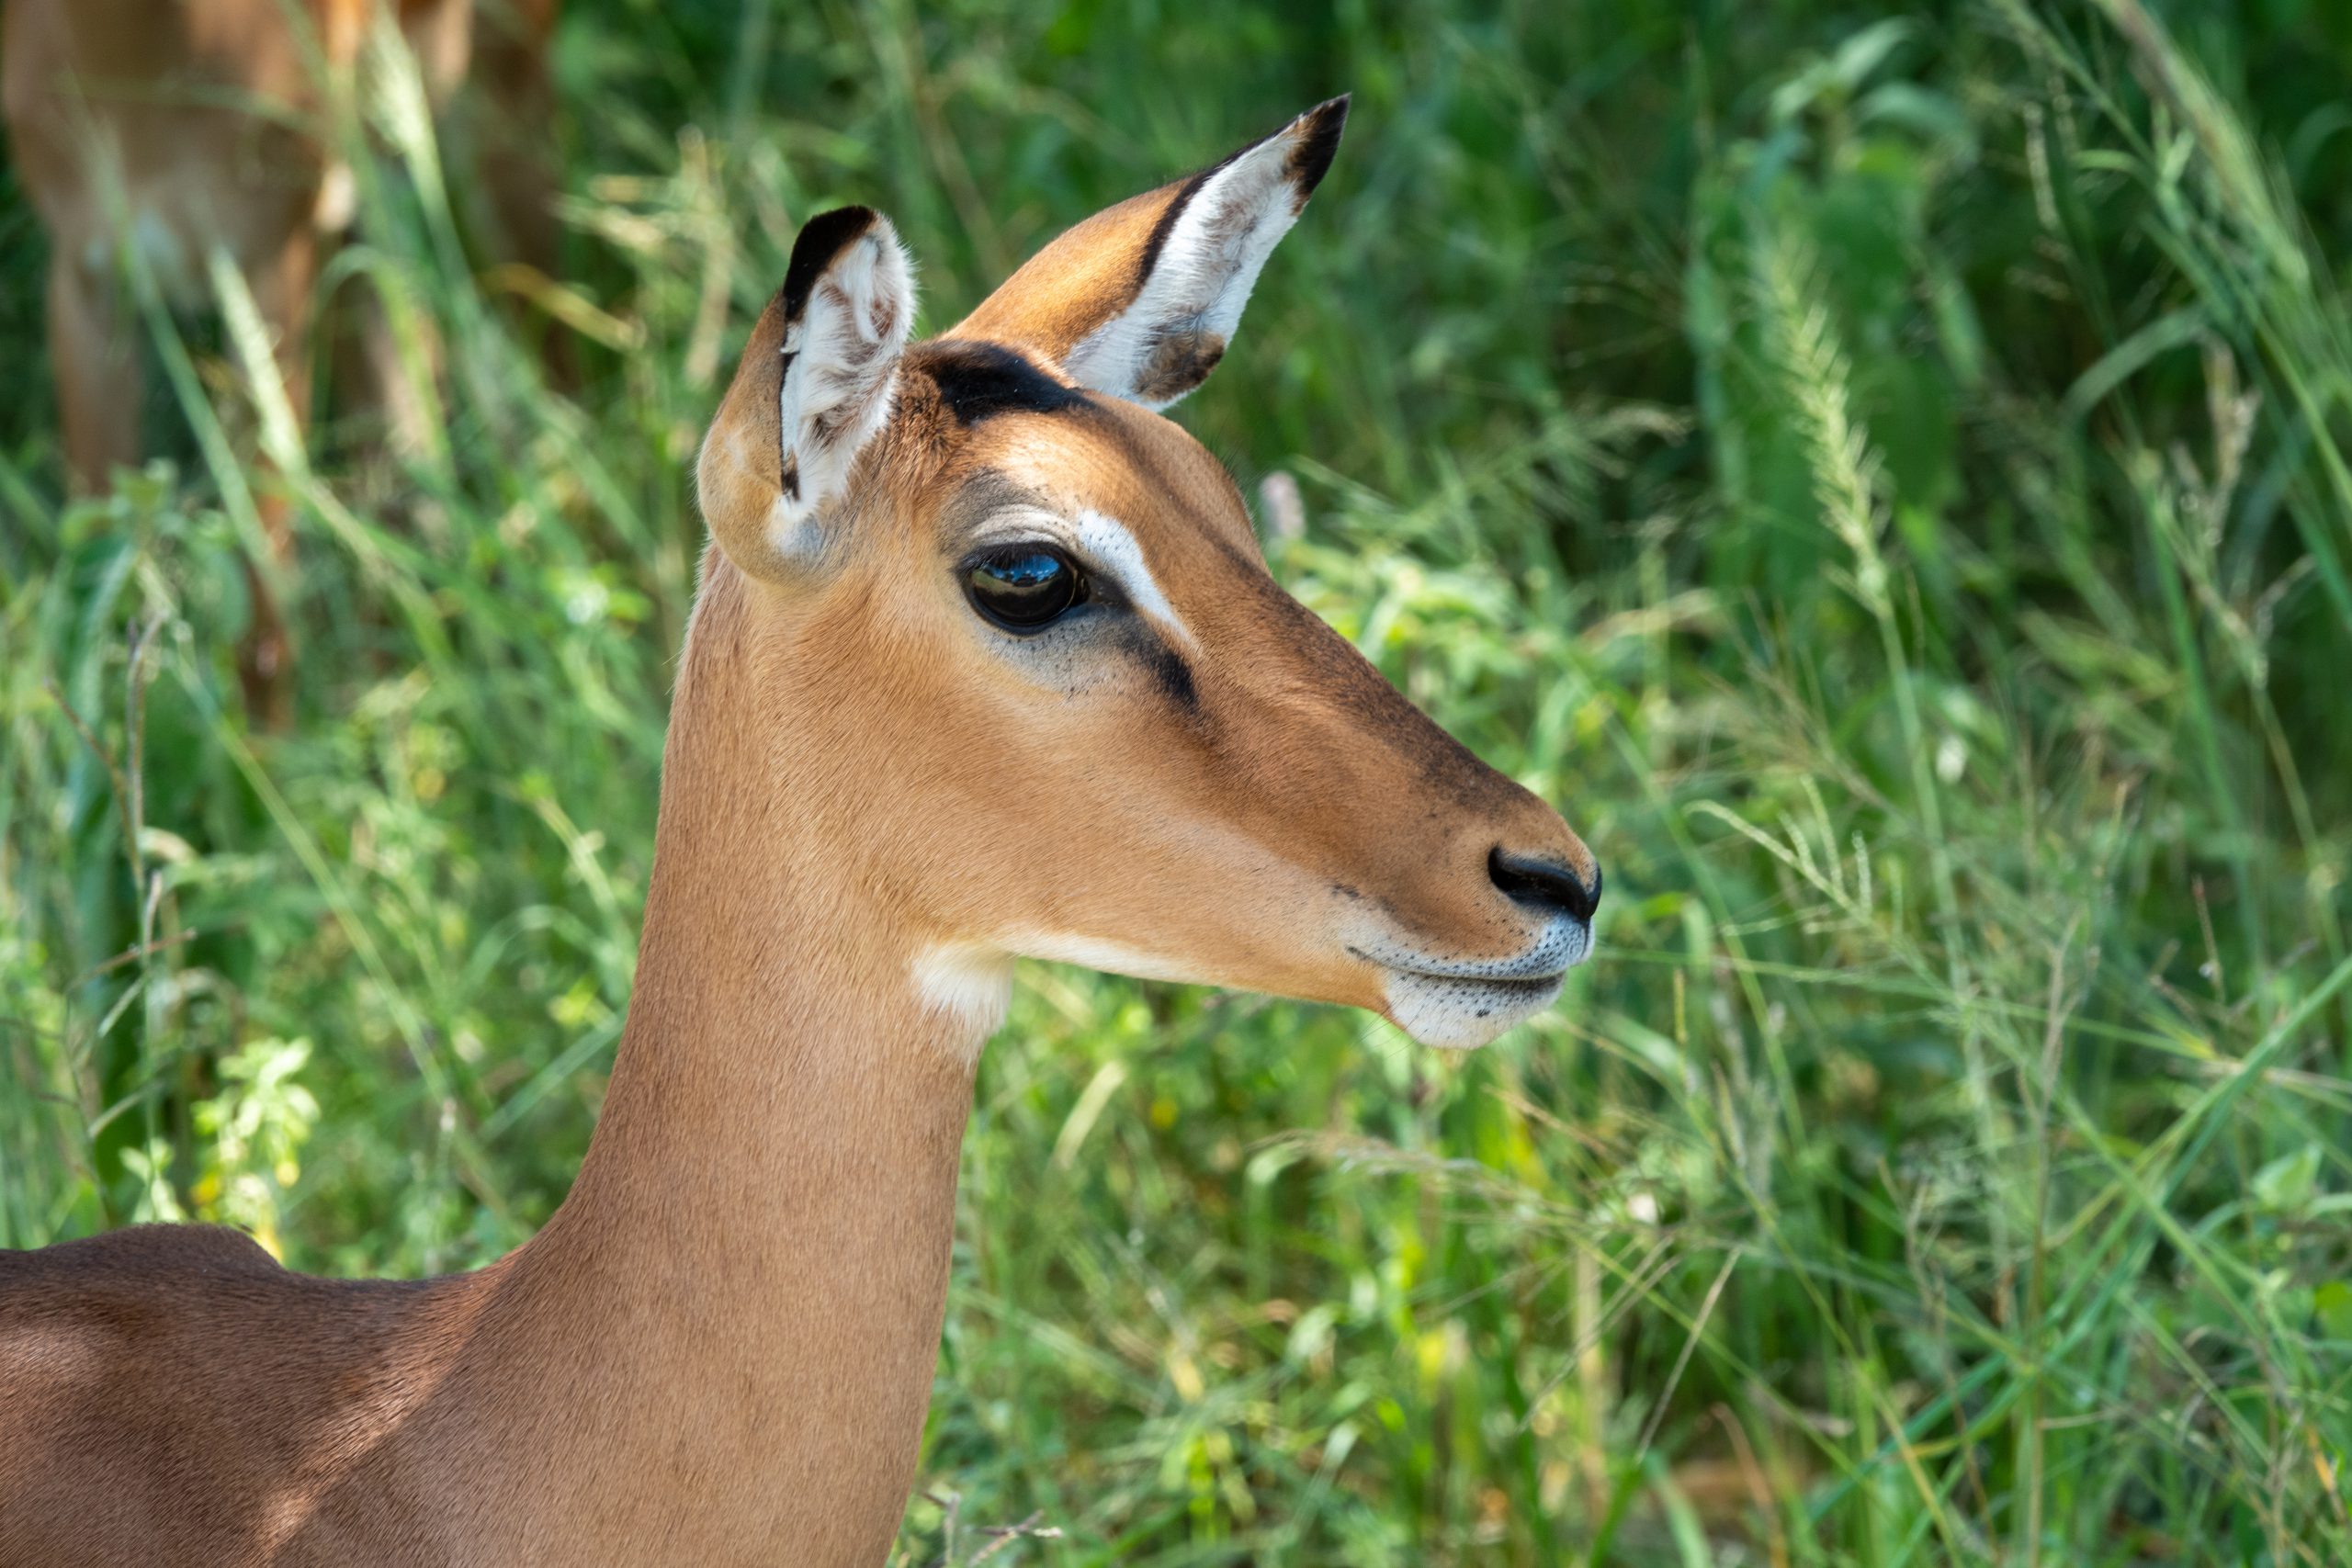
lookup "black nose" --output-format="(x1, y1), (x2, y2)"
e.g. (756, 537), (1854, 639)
(1488, 847), (1601, 924)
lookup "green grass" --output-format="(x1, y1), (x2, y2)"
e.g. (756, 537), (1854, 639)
(6, 1), (2352, 1562)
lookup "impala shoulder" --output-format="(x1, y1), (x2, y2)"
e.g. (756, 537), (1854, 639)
(2, 1226), (281, 1342)
(4, 1224), (283, 1289)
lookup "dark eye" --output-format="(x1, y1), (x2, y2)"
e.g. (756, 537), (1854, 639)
(965, 547), (1085, 633)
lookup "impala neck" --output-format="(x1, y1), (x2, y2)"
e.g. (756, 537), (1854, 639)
(468, 564), (990, 1558)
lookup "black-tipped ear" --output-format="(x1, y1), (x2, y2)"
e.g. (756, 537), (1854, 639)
(696, 208), (917, 581)
(1276, 93), (1349, 203)
(949, 96), (1350, 410)
(778, 206), (884, 337)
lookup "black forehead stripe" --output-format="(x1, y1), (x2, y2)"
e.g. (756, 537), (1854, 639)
(920, 343), (1089, 424)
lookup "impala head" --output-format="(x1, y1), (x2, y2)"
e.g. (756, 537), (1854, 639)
(694, 97), (1598, 1050)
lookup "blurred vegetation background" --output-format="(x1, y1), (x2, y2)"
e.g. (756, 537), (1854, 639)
(6, 0), (2352, 1562)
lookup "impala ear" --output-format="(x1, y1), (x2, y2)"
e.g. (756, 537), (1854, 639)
(950, 96), (1348, 410)
(698, 207), (916, 580)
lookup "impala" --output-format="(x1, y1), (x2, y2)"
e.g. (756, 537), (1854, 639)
(2, 0), (560, 723)
(0, 97), (1600, 1565)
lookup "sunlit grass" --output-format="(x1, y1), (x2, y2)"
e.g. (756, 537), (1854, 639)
(4, 3), (2350, 1563)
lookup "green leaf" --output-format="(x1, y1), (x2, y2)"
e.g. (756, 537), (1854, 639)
(2251, 1145), (2322, 1215)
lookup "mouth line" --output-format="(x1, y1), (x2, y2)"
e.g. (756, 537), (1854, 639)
(1347, 946), (1570, 988)
(1370, 966), (1568, 1000)
(1406, 971), (1564, 992)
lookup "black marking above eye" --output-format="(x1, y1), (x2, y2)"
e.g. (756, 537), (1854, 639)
(922, 344), (1087, 424)
(964, 547), (1086, 633)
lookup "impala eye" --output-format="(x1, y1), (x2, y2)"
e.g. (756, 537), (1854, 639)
(965, 547), (1085, 633)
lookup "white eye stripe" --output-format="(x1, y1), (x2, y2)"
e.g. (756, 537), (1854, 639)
(1072, 510), (1196, 650)
(968, 507), (1196, 650)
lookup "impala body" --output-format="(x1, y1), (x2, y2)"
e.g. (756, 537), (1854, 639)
(1, 0), (560, 721)
(0, 99), (1600, 1565)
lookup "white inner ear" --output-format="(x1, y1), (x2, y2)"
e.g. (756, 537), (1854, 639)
(772, 223), (916, 552)
(1064, 136), (1309, 411)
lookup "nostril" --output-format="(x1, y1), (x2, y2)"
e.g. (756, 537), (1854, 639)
(1488, 847), (1601, 924)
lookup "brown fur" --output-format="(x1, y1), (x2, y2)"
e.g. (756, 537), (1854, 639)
(0, 107), (1596, 1566)
(951, 183), (1179, 366)
(1133, 327), (1226, 401)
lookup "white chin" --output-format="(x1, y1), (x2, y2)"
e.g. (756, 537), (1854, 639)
(1383, 972), (1565, 1051)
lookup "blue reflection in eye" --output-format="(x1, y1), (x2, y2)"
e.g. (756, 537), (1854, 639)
(966, 546), (1085, 631)
(980, 553), (1066, 589)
